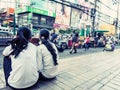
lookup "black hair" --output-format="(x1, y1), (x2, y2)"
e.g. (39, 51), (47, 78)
(40, 29), (58, 65)
(75, 33), (79, 37)
(10, 27), (32, 58)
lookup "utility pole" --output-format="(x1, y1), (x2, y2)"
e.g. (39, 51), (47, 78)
(91, 0), (97, 37)
(13, 0), (19, 35)
(116, 0), (119, 38)
(29, 0), (35, 32)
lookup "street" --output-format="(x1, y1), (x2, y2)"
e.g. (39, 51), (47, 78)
(1, 46), (120, 89)
(0, 46), (107, 69)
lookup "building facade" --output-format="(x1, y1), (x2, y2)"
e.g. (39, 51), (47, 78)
(0, 0), (119, 36)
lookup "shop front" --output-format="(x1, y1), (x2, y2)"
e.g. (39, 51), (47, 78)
(16, 6), (56, 35)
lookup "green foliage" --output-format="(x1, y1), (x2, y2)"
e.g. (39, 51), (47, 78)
(59, 28), (81, 35)
(66, 28), (72, 34)
(59, 29), (66, 34)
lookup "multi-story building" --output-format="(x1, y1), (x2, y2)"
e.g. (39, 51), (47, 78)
(98, 0), (118, 36)
(1, 0), (119, 36)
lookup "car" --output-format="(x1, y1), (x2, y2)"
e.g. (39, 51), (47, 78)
(58, 38), (68, 49)
(0, 31), (14, 45)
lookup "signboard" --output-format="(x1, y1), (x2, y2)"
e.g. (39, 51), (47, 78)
(16, 6), (56, 17)
(15, 7), (27, 13)
(54, 3), (71, 28)
(71, 8), (81, 28)
(99, 24), (115, 35)
(30, 0), (56, 17)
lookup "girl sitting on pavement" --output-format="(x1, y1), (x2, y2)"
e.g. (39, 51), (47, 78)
(103, 40), (115, 51)
(37, 29), (59, 80)
(2, 27), (39, 89)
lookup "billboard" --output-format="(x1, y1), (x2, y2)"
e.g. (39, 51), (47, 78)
(71, 8), (81, 28)
(30, 0), (56, 16)
(54, 3), (71, 28)
(99, 24), (115, 35)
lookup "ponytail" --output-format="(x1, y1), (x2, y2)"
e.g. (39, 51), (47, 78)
(41, 39), (58, 65)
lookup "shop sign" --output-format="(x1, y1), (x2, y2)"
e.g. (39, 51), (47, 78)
(15, 7), (27, 13)
(32, 8), (55, 17)
(30, 0), (56, 17)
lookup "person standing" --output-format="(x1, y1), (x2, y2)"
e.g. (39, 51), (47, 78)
(37, 29), (59, 80)
(50, 30), (58, 44)
(2, 27), (39, 89)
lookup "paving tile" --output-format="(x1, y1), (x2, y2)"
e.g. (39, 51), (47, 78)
(110, 80), (120, 87)
(99, 77), (111, 85)
(106, 83), (120, 90)
(89, 83), (104, 90)
(78, 80), (98, 89)
(1, 48), (120, 90)
(55, 82), (71, 90)
(100, 86), (117, 90)
(72, 86), (84, 90)
(113, 77), (120, 82)
(44, 82), (63, 90)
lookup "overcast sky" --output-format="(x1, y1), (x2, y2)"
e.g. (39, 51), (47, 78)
(0, 0), (29, 9)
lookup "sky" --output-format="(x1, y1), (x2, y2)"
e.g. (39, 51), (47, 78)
(0, 0), (29, 9)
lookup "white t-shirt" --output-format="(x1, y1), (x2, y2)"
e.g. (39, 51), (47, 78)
(2, 43), (39, 89)
(37, 42), (59, 78)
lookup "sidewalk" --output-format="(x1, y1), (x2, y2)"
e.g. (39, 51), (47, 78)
(1, 48), (120, 90)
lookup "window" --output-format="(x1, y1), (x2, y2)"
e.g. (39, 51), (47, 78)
(41, 17), (46, 25)
(32, 16), (39, 24)
(46, 17), (54, 26)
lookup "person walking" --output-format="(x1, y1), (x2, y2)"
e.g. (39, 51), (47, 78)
(37, 29), (59, 80)
(69, 33), (79, 54)
(50, 30), (58, 44)
(2, 27), (39, 89)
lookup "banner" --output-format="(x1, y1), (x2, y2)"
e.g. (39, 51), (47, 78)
(54, 3), (71, 28)
(71, 8), (81, 28)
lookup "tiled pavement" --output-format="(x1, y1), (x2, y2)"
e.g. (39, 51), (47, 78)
(1, 48), (120, 90)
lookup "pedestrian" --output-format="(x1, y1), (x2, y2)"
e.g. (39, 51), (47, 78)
(50, 30), (58, 44)
(2, 27), (39, 89)
(69, 33), (79, 54)
(84, 36), (90, 50)
(68, 34), (73, 48)
(37, 28), (59, 80)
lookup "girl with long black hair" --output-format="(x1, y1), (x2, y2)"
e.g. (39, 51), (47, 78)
(2, 27), (39, 89)
(37, 29), (59, 80)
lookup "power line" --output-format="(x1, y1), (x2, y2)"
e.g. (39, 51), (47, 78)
(98, 0), (117, 12)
